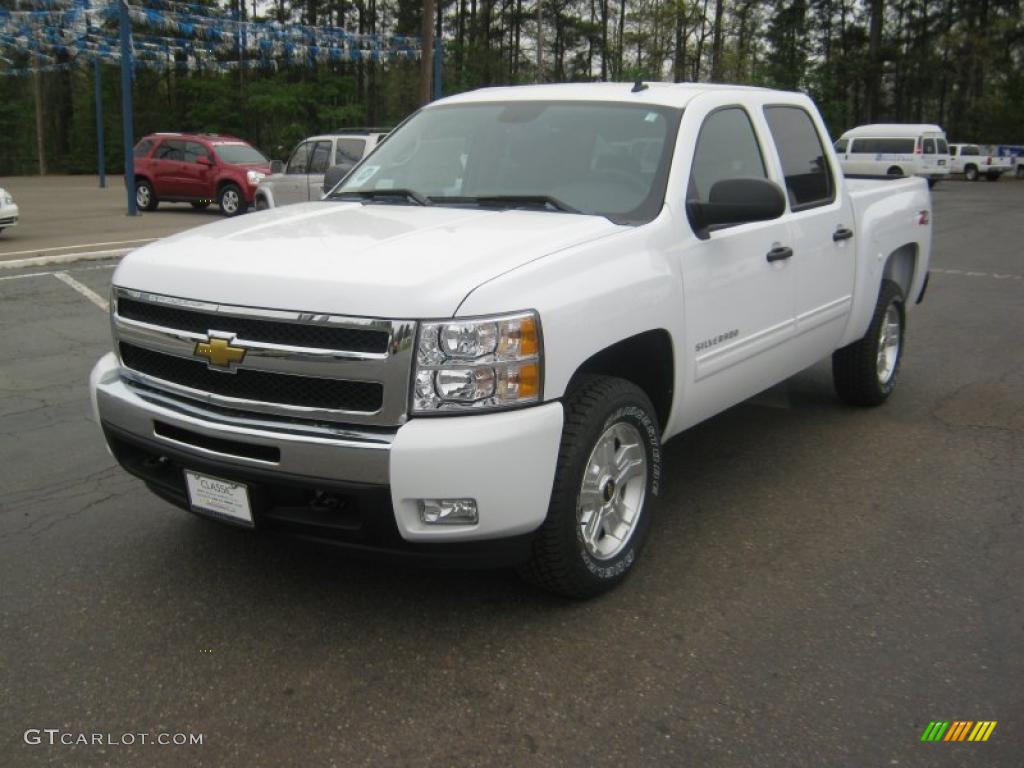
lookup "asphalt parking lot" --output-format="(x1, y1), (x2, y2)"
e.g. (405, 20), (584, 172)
(1, 179), (1022, 767)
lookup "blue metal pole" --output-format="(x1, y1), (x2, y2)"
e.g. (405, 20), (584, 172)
(94, 57), (106, 188)
(119, 0), (137, 215)
(433, 38), (442, 101)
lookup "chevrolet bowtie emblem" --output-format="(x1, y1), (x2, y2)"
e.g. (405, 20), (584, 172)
(194, 336), (246, 369)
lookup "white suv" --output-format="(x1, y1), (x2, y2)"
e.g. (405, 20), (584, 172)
(255, 130), (388, 209)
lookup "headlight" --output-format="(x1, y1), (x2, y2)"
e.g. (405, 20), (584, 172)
(0, 190), (12, 205)
(412, 311), (542, 413)
(246, 170), (266, 186)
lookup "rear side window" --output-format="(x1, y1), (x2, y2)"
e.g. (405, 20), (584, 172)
(133, 139), (154, 157)
(335, 138), (366, 166)
(687, 107), (767, 204)
(850, 138), (916, 154)
(922, 138), (936, 154)
(764, 106), (834, 209)
(962, 145), (980, 156)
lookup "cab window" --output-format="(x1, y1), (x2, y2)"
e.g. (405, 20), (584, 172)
(764, 106), (834, 209)
(833, 138), (848, 153)
(922, 138), (936, 154)
(687, 107), (767, 206)
(286, 142), (312, 174)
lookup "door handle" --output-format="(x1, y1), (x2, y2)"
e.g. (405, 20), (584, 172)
(833, 227), (854, 241)
(766, 245), (793, 262)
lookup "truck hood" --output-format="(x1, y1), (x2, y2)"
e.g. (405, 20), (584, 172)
(114, 202), (623, 317)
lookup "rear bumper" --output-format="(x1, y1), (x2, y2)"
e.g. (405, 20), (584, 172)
(90, 352), (563, 562)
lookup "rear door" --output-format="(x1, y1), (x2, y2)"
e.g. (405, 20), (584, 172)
(764, 105), (855, 358)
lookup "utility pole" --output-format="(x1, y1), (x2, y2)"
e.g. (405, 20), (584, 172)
(94, 58), (106, 187)
(32, 60), (46, 175)
(120, 0), (137, 215)
(536, 0), (543, 82)
(420, 0), (435, 105)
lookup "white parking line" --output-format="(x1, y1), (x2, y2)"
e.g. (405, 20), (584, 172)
(0, 237), (155, 258)
(0, 262), (117, 283)
(53, 271), (109, 311)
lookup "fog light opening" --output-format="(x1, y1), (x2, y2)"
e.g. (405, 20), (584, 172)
(418, 498), (479, 525)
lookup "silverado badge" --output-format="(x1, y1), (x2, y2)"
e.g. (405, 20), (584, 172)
(194, 336), (246, 369)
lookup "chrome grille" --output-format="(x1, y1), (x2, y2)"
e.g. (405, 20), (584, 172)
(112, 288), (416, 427)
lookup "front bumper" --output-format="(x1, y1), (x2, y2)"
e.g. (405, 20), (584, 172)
(91, 353), (563, 561)
(0, 204), (19, 227)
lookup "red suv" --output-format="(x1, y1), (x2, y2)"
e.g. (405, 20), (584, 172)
(131, 133), (271, 217)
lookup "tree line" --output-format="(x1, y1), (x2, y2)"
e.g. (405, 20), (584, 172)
(1, 0), (1022, 176)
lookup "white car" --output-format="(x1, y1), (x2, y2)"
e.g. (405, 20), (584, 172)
(91, 83), (932, 597)
(948, 144), (1012, 181)
(254, 130), (388, 209)
(834, 123), (950, 186)
(0, 187), (19, 234)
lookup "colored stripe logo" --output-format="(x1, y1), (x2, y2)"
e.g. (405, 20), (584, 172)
(921, 721), (997, 742)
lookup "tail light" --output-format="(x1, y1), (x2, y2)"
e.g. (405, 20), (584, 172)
(918, 210), (930, 226)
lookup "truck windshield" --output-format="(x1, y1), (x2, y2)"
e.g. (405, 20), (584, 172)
(330, 101), (680, 224)
(214, 144), (269, 165)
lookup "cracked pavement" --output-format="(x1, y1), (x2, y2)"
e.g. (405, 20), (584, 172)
(1, 181), (1022, 767)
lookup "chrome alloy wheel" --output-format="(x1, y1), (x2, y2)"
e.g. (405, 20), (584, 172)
(221, 188), (240, 214)
(876, 302), (901, 385)
(136, 185), (151, 208)
(578, 422), (648, 561)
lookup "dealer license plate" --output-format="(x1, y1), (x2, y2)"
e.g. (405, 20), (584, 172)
(184, 471), (253, 527)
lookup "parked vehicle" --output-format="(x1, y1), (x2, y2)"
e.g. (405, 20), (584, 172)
(91, 83), (932, 597)
(834, 123), (950, 186)
(992, 145), (1024, 178)
(0, 186), (18, 234)
(948, 143), (1012, 181)
(254, 129), (389, 209)
(131, 133), (271, 217)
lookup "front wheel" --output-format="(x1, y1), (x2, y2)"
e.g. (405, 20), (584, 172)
(218, 184), (248, 217)
(135, 180), (158, 211)
(518, 376), (661, 598)
(964, 165), (979, 181)
(832, 279), (905, 406)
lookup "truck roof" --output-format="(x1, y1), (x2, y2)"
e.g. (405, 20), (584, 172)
(434, 81), (782, 110)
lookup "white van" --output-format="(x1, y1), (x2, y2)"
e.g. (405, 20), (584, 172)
(834, 124), (950, 186)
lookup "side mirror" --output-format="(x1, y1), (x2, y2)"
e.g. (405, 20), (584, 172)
(322, 163), (354, 195)
(687, 177), (787, 238)
(270, 159), (283, 174)
(196, 155), (212, 167)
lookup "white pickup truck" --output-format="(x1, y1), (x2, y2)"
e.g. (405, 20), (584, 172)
(90, 83), (932, 597)
(948, 143), (1013, 181)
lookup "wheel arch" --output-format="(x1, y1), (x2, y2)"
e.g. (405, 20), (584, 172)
(882, 242), (918, 302)
(564, 329), (675, 433)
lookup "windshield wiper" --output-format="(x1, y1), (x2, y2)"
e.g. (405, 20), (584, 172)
(331, 188), (431, 206)
(431, 194), (581, 214)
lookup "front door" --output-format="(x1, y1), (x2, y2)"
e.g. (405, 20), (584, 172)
(678, 104), (796, 420)
(276, 141), (313, 205)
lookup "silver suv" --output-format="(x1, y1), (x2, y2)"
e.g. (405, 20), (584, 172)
(255, 129), (388, 209)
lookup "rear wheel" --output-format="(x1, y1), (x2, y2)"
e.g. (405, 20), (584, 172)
(518, 376), (661, 598)
(832, 279), (905, 407)
(254, 195), (270, 211)
(218, 184), (247, 217)
(135, 179), (158, 211)
(964, 164), (979, 181)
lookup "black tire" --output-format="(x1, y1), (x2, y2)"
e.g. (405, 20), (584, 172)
(518, 376), (661, 599)
(218, 183), (248, 217)
(1016, 166), (1024, 179)
(135, 179), (158, 211)
(927, 178), (937, 189)
(886, 166), (903, 177)
(832, 279), (905, 407)
(964, 164), (979, 181)
(190, 201), (210, 210)
(254, 195), (269, 211)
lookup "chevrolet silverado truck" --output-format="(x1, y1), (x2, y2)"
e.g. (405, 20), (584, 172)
(90, 83), (932, 598)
